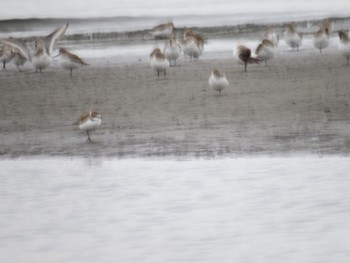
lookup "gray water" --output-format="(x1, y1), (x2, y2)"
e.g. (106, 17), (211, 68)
(1, 157), (349, 262)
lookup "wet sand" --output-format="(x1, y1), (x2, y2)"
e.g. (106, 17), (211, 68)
(1, 48), (350, 158)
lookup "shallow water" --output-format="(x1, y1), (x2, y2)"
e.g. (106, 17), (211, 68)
(1, 157), (350, 263)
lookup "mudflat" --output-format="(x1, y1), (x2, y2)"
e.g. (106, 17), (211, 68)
(1, 48), (350, 158)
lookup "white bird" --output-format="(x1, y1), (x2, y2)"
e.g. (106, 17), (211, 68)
(164, 37), (181, 66)
(150, 48), (170, 79)
(256, 39), (275, 65)
(209, 69), (229, 95)
(74, 110), (102, 142)
(284, 23), (303, 51)
(338, 31), (350, 66)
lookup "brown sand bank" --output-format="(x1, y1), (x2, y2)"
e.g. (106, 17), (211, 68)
(1, 49), (350, 158)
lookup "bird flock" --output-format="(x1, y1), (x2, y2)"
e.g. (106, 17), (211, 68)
(0, 23), (88, 75)
(1, 18), (350, 142)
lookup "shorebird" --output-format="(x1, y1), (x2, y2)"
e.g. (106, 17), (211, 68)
(180, 36), (203, 60)
(263, 28), (279, 47)
(74, 110), (102, 142)
(338, 31), (350, 66)
(164, 37), (181, 66)
(284, 23), (303, 51)
(55, 48), (88, 77)
(256, 39), (275, 65)
(150, 48), (170, 79)
(0, 37), (30, 71)
(11, 48), (28, 71)
(0, 45), (13, 70)
(313, 20), (332, 54)
(313, 27), (331, 54)
(149, 22), (174, 39)
(183, 28), (204, 58)
(234, 45), (261, 72)
(32, 23), (69, 73)
(0, 23), (69, 73)
(208, 69), (229, 95)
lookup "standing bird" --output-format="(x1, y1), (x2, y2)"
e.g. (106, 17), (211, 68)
(164, 37), (181, 66)
(55, 48), (88, 77)
(263, 28), (279, 47)
(0, 23), (69, 73)
(338, 31), (350, 66)
(183, 28), (204, 58)
(11, 48), (28, 71)
(150, 48), (170, 79)
(74, 110), (102, 142)
(234, 45), (261, 72)
(313, 27), (331, 54)
(256, 39), (275, 65)
(284, 23), (303, 51)
(180, 36), (202, 60)
(149, 22), (174, 39)
(0, 45), (13, 70)
(209, 69), (229, 95)
(0, 38), (30, 71)
(32, 23), (69, 73)
(313, 20), (332, 54)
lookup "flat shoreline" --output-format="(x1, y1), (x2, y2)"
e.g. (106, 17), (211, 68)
(1, 47), (350, 158)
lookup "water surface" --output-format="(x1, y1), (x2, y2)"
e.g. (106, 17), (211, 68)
(1, 157), (349, 262)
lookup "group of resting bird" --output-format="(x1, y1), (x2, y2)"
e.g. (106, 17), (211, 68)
(148, 19), (350, 98)
(1, 19), (350, 142)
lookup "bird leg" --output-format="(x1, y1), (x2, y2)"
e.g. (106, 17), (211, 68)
(86, 131), (92, 142)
